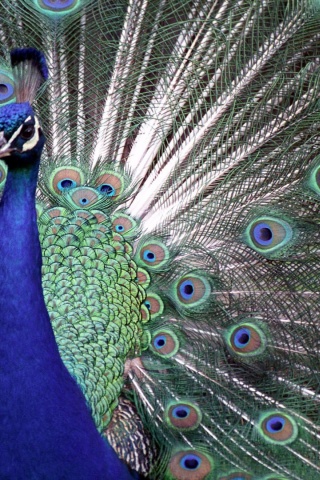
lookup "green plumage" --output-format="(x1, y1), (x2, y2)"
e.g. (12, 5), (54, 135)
(1, 0), (320, 478)
(38, 195), (147, 430)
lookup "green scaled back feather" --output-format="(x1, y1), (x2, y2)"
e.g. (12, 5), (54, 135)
(1, 0), (320, 478)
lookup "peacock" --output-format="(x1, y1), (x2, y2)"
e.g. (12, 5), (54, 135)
(0, 0), (319, 479)
(0, 47), (140, 479)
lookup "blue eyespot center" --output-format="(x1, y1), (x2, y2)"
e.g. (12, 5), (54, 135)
(234, 328), (250, 348)
(266, 416), (285, 433)
(143, 250), (156, 262)
(179, 280), (194, 300)
(144, 301), (151, 310)
(253, 222), (273, 246)
(99, 183), (116, 196)
(57, 178), (77, 191)
(115, 225), (125, 232)
(0, 83), (14, 101)
(180, 454), (201, 470)
(173, 406), (190, 419)
(154, 335), (166, 349)
(80, 198), (89, 205)
(42, 0), (76, 10)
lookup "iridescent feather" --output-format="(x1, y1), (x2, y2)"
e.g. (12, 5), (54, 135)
(0, 0), (320, 479)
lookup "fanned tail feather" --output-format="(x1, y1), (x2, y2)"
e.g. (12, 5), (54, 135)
(0, 0), (320, 478)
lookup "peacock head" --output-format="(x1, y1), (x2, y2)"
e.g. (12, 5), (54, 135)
(0, 102), (45, 168)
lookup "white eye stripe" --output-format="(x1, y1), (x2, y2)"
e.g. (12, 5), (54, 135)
(6, 115), (40, 152)
(6, 115), (32, 146)
(22, 117), (40, 152)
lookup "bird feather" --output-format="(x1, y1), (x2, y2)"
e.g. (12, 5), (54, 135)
(0, 0), (320, 479)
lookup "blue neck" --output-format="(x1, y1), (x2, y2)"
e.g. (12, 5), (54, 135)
(0, 160), (48, 345)
(0, 158), (139, 479)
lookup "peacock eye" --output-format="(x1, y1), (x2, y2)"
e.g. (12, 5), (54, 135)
(57, 178), (77, 190)
(98, 183), (116, 196)
(168, 450), (214, 478)
(165, 401), (202, 431)
(224, 321), (267, 358)
(245, 216), (293, 257)
(20, 124), (35, 140)
(95, 171), (124, 199)
(40, 0), (77, 11)
(256, 411), (298, 445)
(0, 83), (14, 102)
(0, 70), (15, 105)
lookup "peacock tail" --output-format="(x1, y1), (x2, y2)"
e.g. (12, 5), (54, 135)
(1, 0), (320, 478)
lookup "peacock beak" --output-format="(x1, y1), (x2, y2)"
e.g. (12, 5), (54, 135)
(0, 132), (15, 158)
